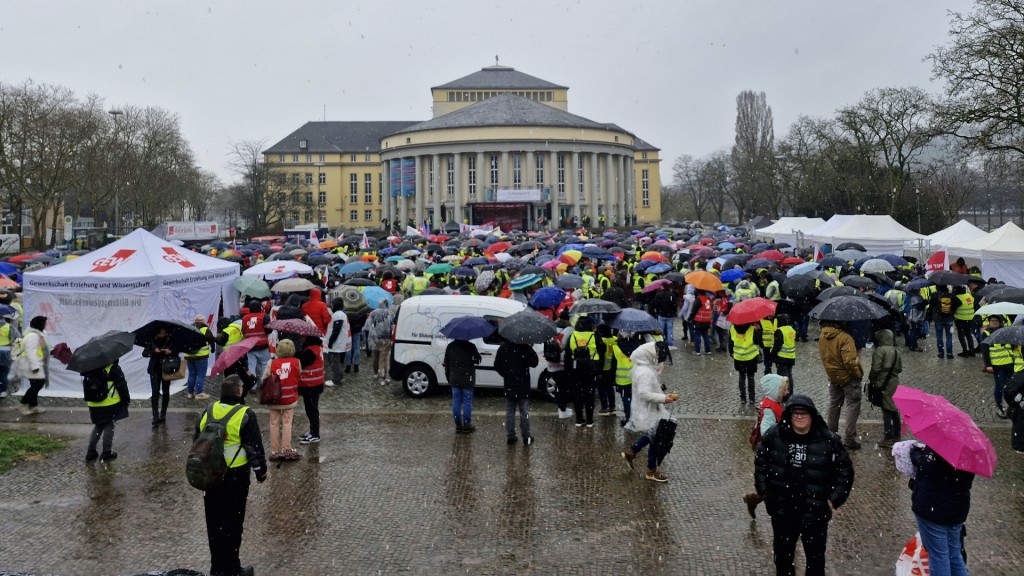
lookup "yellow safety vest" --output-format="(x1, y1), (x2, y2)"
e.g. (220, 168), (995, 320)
(760, 318), (778, 348)
(86, 365), (121, 408)
(568, 330), (599, 362)
(412, 276), (429, 295)
(954, 293), (975, 321)
(602, 336), (616, 371)
(223, 322), (243, 348)
(1013, 347), (1024, 372)
(199, 402), (251, 468)
(632, 274), (644, 294)
(984, 329), (1013, 366)
(765, 280), (781, 301)
(612, 344), (633, 386)
(0, 323), (11, 346)
(777, 326), (797, 360)
(184, 326), (211, 359)
(731, 326), (758, 361)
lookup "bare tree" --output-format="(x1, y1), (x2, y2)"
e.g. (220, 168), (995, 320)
(731, 90), (777, 219)
(672, 154), (708, 221)
(226, 139), (311, 233)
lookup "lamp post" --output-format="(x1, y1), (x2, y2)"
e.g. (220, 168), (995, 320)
(915, 187), (921, 232)
(987, 193), (992, 230)
(314, 161), (325, 229)
(108, 109), (123, 235)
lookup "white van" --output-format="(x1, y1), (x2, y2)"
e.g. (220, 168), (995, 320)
(389, 295), (555, 398)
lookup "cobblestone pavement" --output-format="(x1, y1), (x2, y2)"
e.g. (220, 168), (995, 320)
(1, 323), (1022, 575)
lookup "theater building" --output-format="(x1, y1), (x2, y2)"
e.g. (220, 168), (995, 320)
(265, 64), (661, 231)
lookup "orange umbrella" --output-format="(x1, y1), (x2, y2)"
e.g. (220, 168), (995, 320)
(0, 275), (18, 289)
(684, 270), (723, 292)
(559, 250), (582, 265)
(640, 251), (667, 262)
(360, 254), (378, 262)
(319, 240), (338, 249)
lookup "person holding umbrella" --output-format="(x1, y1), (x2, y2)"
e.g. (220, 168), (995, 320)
(141, 327), (175, 427)
(441, 316), (488, 434)
(495, 308), (554, 445)
(82, 360), (130, 463)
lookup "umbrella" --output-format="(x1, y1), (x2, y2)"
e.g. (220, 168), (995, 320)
(816, 285), (862, 301)
(133, 319), (208, 351)
(758, 249), (786, 261)
(719, 268), (746, 283)
(440, 316), (496, 340)
(271, 277), (317, 292)
(665, 272), (686, 284)
(839, 275), (876, 290)
(684, 270), (723, 292)
(927, 270), (969, 286)
(210, 337), (262, 376)
(836, 242), (867, 252)
(232, 276), (271, 299)
(892, 385), (996, 478)
(570, 298), (621, 315)
(727, 297), (777, 325)
(833, 249), (867, 262)
(529, 286), (566, 309)
(809, 295), (888, 321)
(786, 261), (819, 277)
(982, 325), (1024, 346)
(981, 286), (1024, 305)
(67, 330), (135, 373)
(819, 256), (845, 269)
(337, 286), (372, 317)
(559, 249), (583, 265)
(974, 302), (1024, 317)
(0, 262), (18, 276)
(555, 274), (584, 290)
(497, 307), (557, 344)
(859, 258), (895, 274)
(0, 303), (15, 317)
(344, 278), (376, 287)
(339, 261), (375, 275)
(360, 286), (393, 309)
(607, 308), (659, 332)
(781, 275), (816, 300)
(268, 318), (324, 337)
(642, 279), (672, 294)
(905, 278), (933, 291)
(425, 263), (453, 275)
(243, 260), (316, 279)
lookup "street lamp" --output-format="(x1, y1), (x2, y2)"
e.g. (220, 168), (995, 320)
(314, 162), (325, 229)
(987, 193), (992, 230)
(108, 109), (123, 234)
(915, 187), (921, 232)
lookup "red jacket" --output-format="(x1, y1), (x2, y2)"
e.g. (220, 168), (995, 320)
(269, 357), (300, 405)
(298, 344), (325, 387)
(301, 288), (332, 335)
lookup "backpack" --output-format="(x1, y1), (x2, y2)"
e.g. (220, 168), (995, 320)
(543, 338), (562, 362)
(571, 335), (599, 373)
(749, 405), (764, 450)
(939, 293), (954, 315)
(186, 404), (246, 491)
(82, 371), (110, 403)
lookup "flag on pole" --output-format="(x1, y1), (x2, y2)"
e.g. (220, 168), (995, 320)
(310, 229), (319, 246)
(361, 231), (371, 249)
(421, 220), (430, 237)
(926, 248), (948, 273)
(813, 245), (824, 262)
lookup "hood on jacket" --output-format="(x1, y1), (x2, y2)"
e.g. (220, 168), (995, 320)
(760, 373), (787, 401)
(780, 394), (829, 433)
(820, 325), (846, 341)
(630, 342), (659, 367)
(309, 288), (323, 302)
(874, 328), (895, 347)
(737, 280), (750, 290)
(685, 284), (696, 295)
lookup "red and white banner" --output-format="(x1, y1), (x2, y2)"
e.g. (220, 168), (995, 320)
(926, 249), (948, 273)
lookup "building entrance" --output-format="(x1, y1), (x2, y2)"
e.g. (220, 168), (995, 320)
(469, 203), (530, 231)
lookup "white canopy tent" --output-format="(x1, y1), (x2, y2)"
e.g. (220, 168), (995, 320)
(21, 229), (241, 398)
(946, 221), (1024, 288)
(804, 214), (925, 255)
(921, 219), (987, 248)
(754, 217), (827, 247)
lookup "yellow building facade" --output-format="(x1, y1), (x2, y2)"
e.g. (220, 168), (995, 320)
(265, 65), (661, 232)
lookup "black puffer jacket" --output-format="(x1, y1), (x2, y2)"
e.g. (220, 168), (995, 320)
(755, 396), (855, 524)
(494, 342), (538, 400)
(910, 445), (973, 526)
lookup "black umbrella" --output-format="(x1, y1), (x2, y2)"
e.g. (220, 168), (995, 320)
(809, 295), (888, 321)
(928, 270), (969, 286)
(570, 298), (622, 315)
(781, 275), (816, 300)
(497, 307), (557, 344)
(665, 272), (686, 284)
(839, 275), (876, 290)
(983, 326), (1024, 346)
(344, 277), (376, 287)
(67, 330), (135, 373)
(420, 287), (446, 295)
(819, 256), (846, 269)
(981, 286), (1024, 304)
(816, 285), (863, 301)
(836, 242), (866, 251)
(133, 319), (208, 352)
(555, 274), (584, 290)
(519, 265), (550, 277)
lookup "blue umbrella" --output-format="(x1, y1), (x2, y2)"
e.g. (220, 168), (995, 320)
(720, 268), (746, 283)
(877, 254), (909, 266)
(647, 263), (672, 274)
(819, 256), (846, 269)
(385, 255), (406, 263)
(905, 278), (933, 291)
(718, 242), (736, 250)
(0, 262), (17, 276)
(744, 258), (773, 271)
(440, 316), (496, 340)
(607, 308), (659, 332)
(634, 260), (658, 272)
(360, 286), (393, 309)
(464, 257), (488, 266)
(452, 266), (477, 277)
(338, 261), (374, 275)
(509, 273), (542, 291)
(556, 243), (585, 255)
(787, 261), (820, 277)
(0, 304), (15, 317)
(530, 286), (566, 309)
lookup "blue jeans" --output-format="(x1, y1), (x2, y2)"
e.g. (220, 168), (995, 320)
(690, 323), (711, 353)
(915, 515), (967, 576)
(616, 386), (632, 421)
(795, 313), (810, 340)
(346, 332), (362, 366)
(505, 397), (530, 441)
(451, 386), (473, 425)
(186, 356), (209, 394)
(935, 320), (954, 356)
(658, 316), (674, 342)
(629, 432), (661, 470)
(905, 321), (921, 350)
(0, 349), (10, 394)
(246, 347), (270, 381)
(994, 365), (1013, 409)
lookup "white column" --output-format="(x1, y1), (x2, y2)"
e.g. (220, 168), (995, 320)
(432, 153), (441, 232)
(475, 152), (484, 222)
(501, 151), (510, 191)
(415, 155), (425, 229)
(627, 157), (636, 224)
(617, 154), (626, 227)
(382, 161), (391, 229)
(549, 150), (558, 230)
(589, 152), (600, 227)
(453, 153), (462, 227)
(604, 153), (614, 228)
(399, 157), (409, 228)
(571, 151), (580, 226)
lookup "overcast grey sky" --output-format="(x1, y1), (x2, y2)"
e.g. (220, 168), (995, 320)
(1, 0), (970, 186)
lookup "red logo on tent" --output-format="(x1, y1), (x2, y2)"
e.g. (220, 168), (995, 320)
(90, 249), (136, 273)
(161, 246), (195, 268)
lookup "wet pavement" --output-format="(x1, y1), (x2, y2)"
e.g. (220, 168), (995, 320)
(1, 325), (1023, 575)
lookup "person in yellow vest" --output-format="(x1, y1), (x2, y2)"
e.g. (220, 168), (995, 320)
(217, 317), (257, 398)
(596, 324), (617, 416)
(757, 315), (778, 375)
(566, 316), (605, 427)
(194, 374), (267, 576)
(981, 315), (1014, 419)
(0, 313), (21, 398)
(610, 332), (642, 426)
(770, 314), (798, 394)
(952, 285), (976, 357)
(185, 314), (216, 401)
(83, 361), (129, 463)
(730, 323), (760, 405)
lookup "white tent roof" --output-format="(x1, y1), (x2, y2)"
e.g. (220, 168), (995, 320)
(925, 219), (988, 248)
(805, 214), (925, 254)
(754, 217), (827, 239)
(24, 228), (239, 292)
(947, 221), (1024, 260)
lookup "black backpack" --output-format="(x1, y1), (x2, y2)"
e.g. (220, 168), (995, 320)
(186, 405), (246, 491)
(571, 335), (599, 373)
(543, 338), (562, 362)
(82, 371), (110, 403)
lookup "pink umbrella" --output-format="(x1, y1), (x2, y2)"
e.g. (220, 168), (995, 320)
(541, 260), (561, 269)
(892, 385), (997, 478)
(210, 337), (262, 376)
(642, 279), (672, 294)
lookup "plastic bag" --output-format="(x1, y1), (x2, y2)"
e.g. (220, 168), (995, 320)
(894, 532), (929, 576)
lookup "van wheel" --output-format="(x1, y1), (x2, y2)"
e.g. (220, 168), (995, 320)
(537, 369), (557, 401)
(402, 364), (436, 397)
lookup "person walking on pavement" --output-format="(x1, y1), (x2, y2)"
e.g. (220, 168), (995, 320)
(195, 374), (267, 576)
(867, 328), (902, 449)
(241, 301), (272, 385)
(184, 314), (216, 400)
(758, 315), (778, 375)
(688, 289), (714, 355)
(754, 395), (855, 576)
(730, 322), (760, 405)
(296, 335), (326, 445)
(18, 316), (50, 415)
(141, 327), (175, 427)
(819, 320), (864, 449)
(742, 373), (790, 518)
(443, 337), (481, 434)
(770, 315), (798, 393)
(930, 285), (957, 359)
(566, 316), (605, 427)
(300, 288), (332, 337)
(621, 342), (678, 483)
(548, 309), (574, 420)
(366, 298), (396, 385)
(596, 323), (618, 416)
(324, 298), (352, 387)
(952, 285), (976, 357)
(263, 339), (301, 461)
(83, 360), (130, 463)
(980, 315), (1013, 419)
(495, 336), (539, 445)
(652, 282), (677, 347)
(0, 313), (20, 399)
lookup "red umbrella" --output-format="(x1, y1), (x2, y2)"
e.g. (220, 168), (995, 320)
(699, 237), (715, 245)
(7, 254), (35, 264)
(210, 337), (262, 376)
(484, 241), (512, 255)
(779, 257), (805, 266)
(726, 297), (777, 324)
(892, 385), (997, 478)
(640, 251), (667, 262)
(758, 249), (786, 261)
